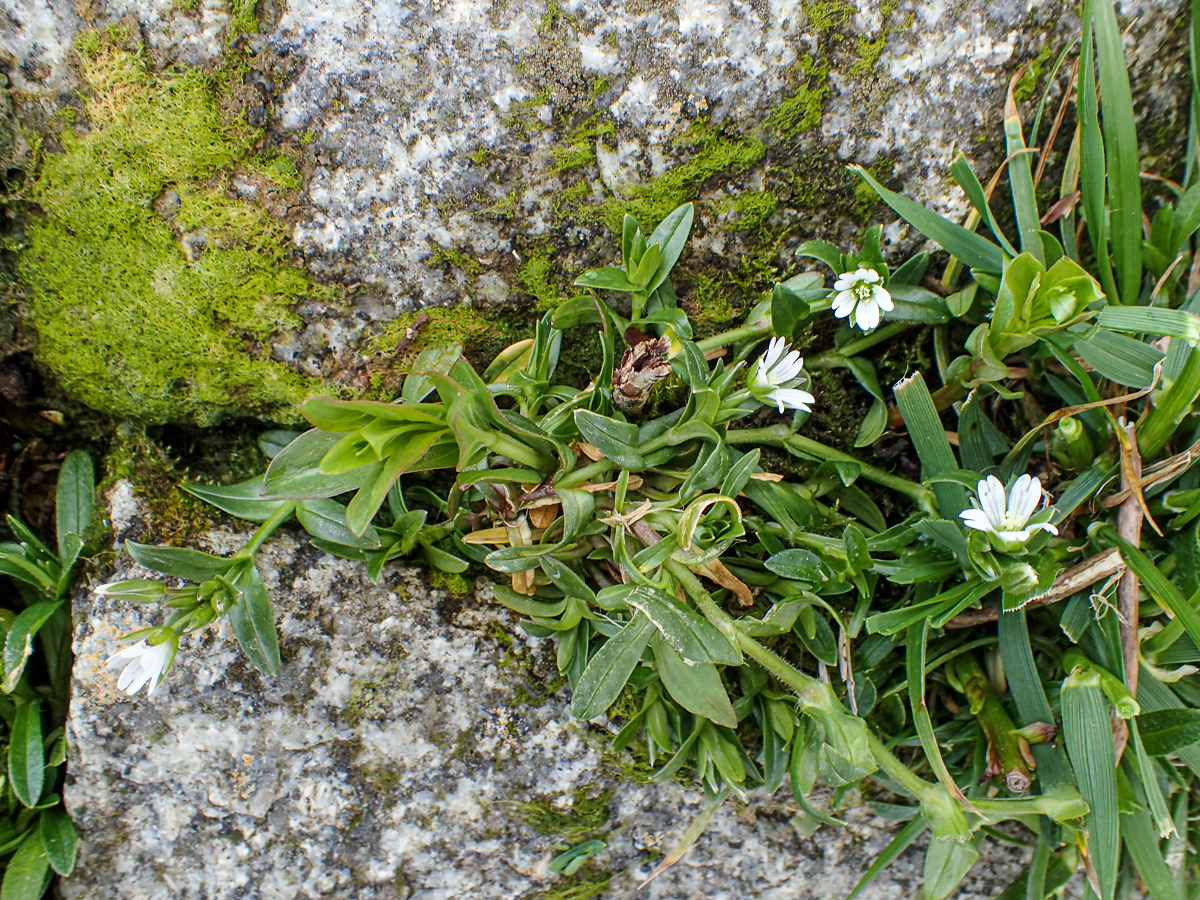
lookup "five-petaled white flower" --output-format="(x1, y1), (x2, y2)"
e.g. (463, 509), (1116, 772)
(831, 268), (894, 331)
(960, 474), (1059, 544)
(748, 337), (816, 414)
(106, 637), (177, 698)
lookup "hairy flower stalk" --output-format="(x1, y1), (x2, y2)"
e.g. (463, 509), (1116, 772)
(831, 268), (894, 331)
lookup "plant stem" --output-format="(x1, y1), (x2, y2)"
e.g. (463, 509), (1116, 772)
(695, 319), (773, 353)
(727, 426), (936, 509)
(806, 322), (912, 369)
(666, 558), (940, 802)
(952, 653), (1032, 793)
(557, 458), (617, 488)
(238, 501), (297, 558)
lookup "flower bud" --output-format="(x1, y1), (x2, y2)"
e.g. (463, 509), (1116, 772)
(94, 579), (167, 604)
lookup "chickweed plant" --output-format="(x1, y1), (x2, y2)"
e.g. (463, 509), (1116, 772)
(96, 0), (1200, 896)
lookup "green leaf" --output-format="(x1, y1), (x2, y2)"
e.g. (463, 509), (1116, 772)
(403, 343), (464, 403)
(923, 834), (979, 900)
(570, 613), (655, 720)
(1105, 528), (1200, 664)
(538, 556), (596, 607)
(573, 409), (645, 469)
(55, 450), (93, 566)
(1078, 8), (1117, 303)
(894, 372), (968, 517)
(422, 543), (469, 574)
(126, 542), (233, 583)
(652, 636), (737, 727)
(1136, 709), (1200, 757)
(492, 584), (566, 618)
(625, 586), (739, 665)
(557, 487), (595, 544)
(646, 202), (694, 294)
(8, 701), (42, 808)
(1098, 306), (1200, 342)
(1123, 797), (1183, 900)
(763, 548), (824, 582)
(183, 477), (289, 523)
(297, 499), (382, 550)
(1073, 329), (1162, 388)
(264, 429), (382, 500)
(1091, 0), (1142, 305)
(1003, 86), (1043, 262)
(3, 602), (61, 694)
(38, 808), (76, 877)
(227, 564), (281, 677)
(949, 153), (1018, 257)
(1061, 666), (1118, 900)
(575, 266), (639, 292)
(0, 831), (49, 900)
(259, 430), (301, 459)
(771, 282), (810, 338)
(851, 165), (1005, 274)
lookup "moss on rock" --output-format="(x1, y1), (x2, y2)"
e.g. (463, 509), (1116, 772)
(18, 28), (329, 425)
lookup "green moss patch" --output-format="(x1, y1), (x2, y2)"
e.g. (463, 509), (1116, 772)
(18, 30), (328, 424)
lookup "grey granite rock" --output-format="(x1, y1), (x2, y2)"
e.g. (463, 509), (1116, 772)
(0, 0), (1192, 383)
(63, 483), (1032, 899)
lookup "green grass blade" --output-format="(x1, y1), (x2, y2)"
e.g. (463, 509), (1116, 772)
(851, 166), (1005, 274)
(950, 155), (1019, 257)
(894, 372), (968, 517)
(1061, 666), (1118, 900)
(847, 815), (926, 900)
(907, 621), (969, 802)
(1091, 0), (1143, 304)
(1078, 12), (1119, 303)
(1121, 769), (1183, 900)
(1006, 84), (1044, 263)
(998, 610), (1074, 786)
(1104, 528), (1200, 654)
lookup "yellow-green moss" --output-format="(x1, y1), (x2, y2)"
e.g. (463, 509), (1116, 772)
(518, 248), (567, 308)
(226, 0), (260, 36)
(851, 35), (888, 76)
(524, 873), (613, 900)
(590, 118), (766, 233)
(550, 114), (615, 174)
(510, 788), (612, 839)
(803, 0), (856, 31)
(429, 244), (484, 279)
(19, 31), (328, 424)
(1013, 45), (1054, 102)
(766, 56), (830, 138)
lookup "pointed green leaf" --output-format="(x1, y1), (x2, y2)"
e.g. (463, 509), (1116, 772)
(8, 701), (42, 808)
(227, 564), (281, 677)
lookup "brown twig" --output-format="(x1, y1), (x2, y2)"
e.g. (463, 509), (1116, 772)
(944, 548), (1124, 629)
(1113, 419), (1144, 763)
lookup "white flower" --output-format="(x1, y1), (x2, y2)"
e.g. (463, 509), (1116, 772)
(748, 337), (815, 413)
(831, 267), (894, 331)
(106, 637), (177, 698)
(960, 474), (1059, 544)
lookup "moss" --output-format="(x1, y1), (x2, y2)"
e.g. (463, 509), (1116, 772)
(524, 872), (614, 900)
(100, 425), (222, 544)
(766, 56), (830, 138)
(802, 0), (856, 31)
(367, 306), (527, 370)
(19, 29), (328, 425)
(517, 248), (567, 308)
(1013, 46), (1053, 103)
(590, 118), (766, 233)
(226, 0), (260, 36)
(428, 244), (484, 279)
(511, 787), (612, 839)
(717, 191), (780, 231)
(429, 569), (473, 595)
(550, 114), (615, 174)
(851, 35), (888, 76)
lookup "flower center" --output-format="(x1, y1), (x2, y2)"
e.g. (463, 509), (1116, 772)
(852, 282), (873, 304)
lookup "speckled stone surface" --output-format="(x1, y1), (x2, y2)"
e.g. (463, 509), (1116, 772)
(0, 0), (1192, 378)
(62, 484), (1031, 899)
